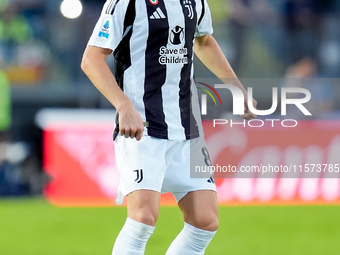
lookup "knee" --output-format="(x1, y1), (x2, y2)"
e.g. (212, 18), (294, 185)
(131, 208), (159, 226)
(126, 190), (160, 226)
(191, 214), (219, 232)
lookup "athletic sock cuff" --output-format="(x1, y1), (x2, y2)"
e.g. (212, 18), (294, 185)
(184, 223), (216, 235)
(125, 218), (155, 240)
(184, 222), (216, 243)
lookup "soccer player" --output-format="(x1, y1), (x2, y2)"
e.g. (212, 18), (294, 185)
(81, 0), (256, 254)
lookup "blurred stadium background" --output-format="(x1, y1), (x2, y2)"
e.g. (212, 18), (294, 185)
(1, 0), (340, 254)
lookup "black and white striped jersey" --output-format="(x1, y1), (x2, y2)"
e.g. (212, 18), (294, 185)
(88, 0), (213, 140)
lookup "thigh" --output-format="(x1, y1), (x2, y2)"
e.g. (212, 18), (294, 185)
(126, 189), (160, 226)
(178, 190), (219, 231)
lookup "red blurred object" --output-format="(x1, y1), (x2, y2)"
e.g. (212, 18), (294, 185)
(42, 120), (340, 206)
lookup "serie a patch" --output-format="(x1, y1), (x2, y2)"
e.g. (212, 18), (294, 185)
(99, 20), (110, 38)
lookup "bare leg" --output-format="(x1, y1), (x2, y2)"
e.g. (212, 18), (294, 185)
(178, 190), (219, 231)
(112, 190), (160, 255)
(127, 189), (160, 226)
(165, 190), (218, 255)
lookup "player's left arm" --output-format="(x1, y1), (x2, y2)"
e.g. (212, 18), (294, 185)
(194, 34), (257, 120)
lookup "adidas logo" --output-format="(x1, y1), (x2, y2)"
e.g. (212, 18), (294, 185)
(150, 7), (166, 19)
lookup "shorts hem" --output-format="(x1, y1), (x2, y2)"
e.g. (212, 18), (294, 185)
(116, 188), (161, 205)
(172, 188), (217, 203)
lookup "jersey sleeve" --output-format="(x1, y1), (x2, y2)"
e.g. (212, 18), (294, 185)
(87, 0), (129, 51)
(195, 0), (213, 37)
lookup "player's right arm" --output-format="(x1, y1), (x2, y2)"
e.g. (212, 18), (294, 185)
(81, 45), (144, 140)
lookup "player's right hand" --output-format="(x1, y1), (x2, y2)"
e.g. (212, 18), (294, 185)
(241, 97), (257, 120)
(118, 103), (144, 141)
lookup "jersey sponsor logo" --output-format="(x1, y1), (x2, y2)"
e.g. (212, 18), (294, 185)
(159, 46), (188, 65)
(183, 0), (194, 19)
(158, 26), (188, 65)
(150, 7), (166, 19)
(149, 0), (158, 5)
(99, 20), (110, 38)
(134, 169), (143, 183)
(170, 25), (184, 45)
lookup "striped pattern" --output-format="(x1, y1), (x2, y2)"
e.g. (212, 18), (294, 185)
(105, 0), (121, 14)
(179, 0), (199, 138)
(89, 0), (213, 140)
(198, 0), (205, 25)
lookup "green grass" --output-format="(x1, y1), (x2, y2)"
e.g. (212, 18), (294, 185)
(1, 198), (340, 255)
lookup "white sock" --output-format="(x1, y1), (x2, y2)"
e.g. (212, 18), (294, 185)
(165, 223), (216, 255)
(112, 218), (155, 255)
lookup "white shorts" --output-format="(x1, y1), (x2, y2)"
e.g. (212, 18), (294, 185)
(114, 135), (216, 205)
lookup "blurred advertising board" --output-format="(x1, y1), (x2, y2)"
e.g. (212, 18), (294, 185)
(38, 109), (340, 206)
(203, 120), (340, 205)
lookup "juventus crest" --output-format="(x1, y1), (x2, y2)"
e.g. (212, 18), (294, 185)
(183, 0), (194, 19)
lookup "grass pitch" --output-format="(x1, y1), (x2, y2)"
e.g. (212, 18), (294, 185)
(1, 198), (340, 255)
